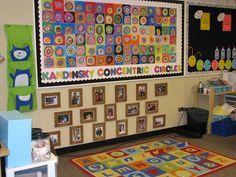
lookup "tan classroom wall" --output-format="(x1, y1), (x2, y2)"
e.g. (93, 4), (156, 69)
(0, 0), (234, 148)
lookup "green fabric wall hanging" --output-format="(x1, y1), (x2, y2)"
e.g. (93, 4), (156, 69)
(5, 24), (37, 112)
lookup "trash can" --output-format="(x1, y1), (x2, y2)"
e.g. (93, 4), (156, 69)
(186, 107), (209, 136)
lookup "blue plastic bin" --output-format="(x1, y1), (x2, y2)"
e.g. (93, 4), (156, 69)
(212, 118), (236, 137)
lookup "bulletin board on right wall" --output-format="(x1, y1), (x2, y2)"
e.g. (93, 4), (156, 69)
(187, 3), (236, 74)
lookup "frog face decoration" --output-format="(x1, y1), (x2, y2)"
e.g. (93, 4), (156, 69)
(10, 45), (30, 61)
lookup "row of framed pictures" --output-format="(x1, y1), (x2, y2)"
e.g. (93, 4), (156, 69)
(49, 114), (166, 147)
(54, 100), (158, 126)
(41, 83), (167, 109)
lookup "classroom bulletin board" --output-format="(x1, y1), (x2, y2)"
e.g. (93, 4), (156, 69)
(34, 0), (184, 87)
(187, 3), (236, 74)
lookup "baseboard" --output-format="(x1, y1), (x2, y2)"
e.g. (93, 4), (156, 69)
(56, 126), (184, 155)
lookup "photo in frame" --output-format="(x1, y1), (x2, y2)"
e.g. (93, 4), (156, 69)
(48, 131), (61, 147)
(155, 83), (168, 96)
(136, 83), (147, 100)
(93, 123), (106, 141)
(153, 114), (166, 128)
(145, 100), (158, 114)
(69, 88), (83, 108)
(92, 86), (105, 105)
(54, 111), (73, 127)
(104, 104), (117, 121)
(80, 108), (97, 123)
(136, 116), (147, 133)
(126, 103), (140, 117)
(115, 85), (127, 102)
(41, 92), (61, 109)
(116, 119), (128, 137)
(70, 125), (83, 145)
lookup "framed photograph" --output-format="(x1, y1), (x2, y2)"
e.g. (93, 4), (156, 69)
(145, 100), (158, 114)
(54, 111), (73, 127)
(80, 108), (97, 123)
(136, 83), (147, 100)
(93, 123), (106, 141)
(92, 86), (105, 105)
(155, 83), (168, 96)
(104, 104), (117, 121)
(115, 85), (127, 102)
(48, 131), (61, 146)
(153, 114), (166, 128)
(69, 88), (83, 108)
(116, 119), (128, 137)
(126, 103), (140, 117)
(136, 116), (147, 133)
(70, 125), (83, 145)
(41, 92), (61, 109)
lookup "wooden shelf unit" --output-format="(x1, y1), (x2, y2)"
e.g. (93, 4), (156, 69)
(195, 89), (236, 134)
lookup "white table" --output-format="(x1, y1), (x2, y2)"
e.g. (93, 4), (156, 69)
(6, 153), (57, 177)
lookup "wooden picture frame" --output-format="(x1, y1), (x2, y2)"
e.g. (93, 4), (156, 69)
(80, 108), (97, 123)
(155, 83), (168, 96)
(115, 85), (127, 102)
(41, 92), (61, 109)
(92, 86), (105, 105)
(48, 131), (61, 147)
(136, 116), (147, 133)
(104, 104), (117, 121)
(93, 123), (106, 141)
(126, 103), (140, 117)
(54, 111), (73, 127)
(70, 125), (83, 145)
(69, 88), (83, 108)
(136, 83), (147, 100)
(116, 119), (128, 137)
(153, 114), (166, 128)
(145, 100), (158, 114)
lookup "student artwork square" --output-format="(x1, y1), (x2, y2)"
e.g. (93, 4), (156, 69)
(35, 0), (184, 87)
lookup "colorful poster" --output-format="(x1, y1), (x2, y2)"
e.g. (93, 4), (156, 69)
(35, 0), (183, 87)
(187, 3), (236, 74)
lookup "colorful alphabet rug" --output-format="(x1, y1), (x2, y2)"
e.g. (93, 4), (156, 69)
(71, 138), (236, 177)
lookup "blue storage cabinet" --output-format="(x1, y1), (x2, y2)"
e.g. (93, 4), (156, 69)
(0, 110), (32, 168)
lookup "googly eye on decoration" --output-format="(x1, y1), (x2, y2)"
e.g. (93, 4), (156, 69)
(188, 46), (202, 68)
(10, 45), (30, 61)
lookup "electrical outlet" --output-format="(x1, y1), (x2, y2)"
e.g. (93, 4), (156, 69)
(178, 107), (187, 112)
